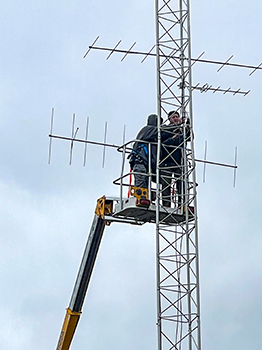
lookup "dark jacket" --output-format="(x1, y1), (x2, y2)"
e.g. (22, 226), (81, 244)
(161, 123), (190, 168)
(129, 114), (173, 172)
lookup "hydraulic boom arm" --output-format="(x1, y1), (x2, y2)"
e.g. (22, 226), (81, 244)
(56, 197), (113, 350)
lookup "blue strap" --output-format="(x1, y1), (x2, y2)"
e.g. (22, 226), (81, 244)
(142, 144), (148, 155)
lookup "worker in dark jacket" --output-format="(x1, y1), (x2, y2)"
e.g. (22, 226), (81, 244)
(129, 114), (160, 189)
(161, 110), (191, 207)
(129, 114), (180, 191)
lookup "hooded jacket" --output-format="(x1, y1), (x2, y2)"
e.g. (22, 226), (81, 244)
(129, 114), (176, 172)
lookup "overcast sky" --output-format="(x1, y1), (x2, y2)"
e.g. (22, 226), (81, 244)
(1, 1), (262, 349)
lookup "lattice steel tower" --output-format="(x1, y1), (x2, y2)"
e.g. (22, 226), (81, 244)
(154, 1), (201, 350)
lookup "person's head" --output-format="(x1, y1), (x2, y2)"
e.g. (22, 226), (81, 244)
(147, 114), (163, 126)
(168, 111), (181, 125)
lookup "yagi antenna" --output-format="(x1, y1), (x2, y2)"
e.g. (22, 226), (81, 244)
(192, 83), (250, 96)
(85, 38), (262, 76)
(48, 109), (238, 179)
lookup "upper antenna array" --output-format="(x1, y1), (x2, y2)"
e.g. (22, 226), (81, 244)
(83, 36), (262, 96)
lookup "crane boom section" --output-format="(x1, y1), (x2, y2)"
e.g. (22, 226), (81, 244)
(69, 215), (105, 312)
(56, 210), (106, 350)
